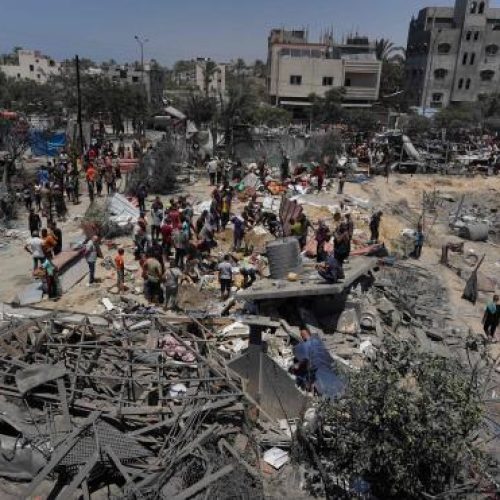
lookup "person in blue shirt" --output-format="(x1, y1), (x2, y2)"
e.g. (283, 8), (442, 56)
(291, 328), (345, 399)
(316, 252), (344, 283)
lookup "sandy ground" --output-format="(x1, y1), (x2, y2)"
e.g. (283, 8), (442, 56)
(1, 172), (498, 341)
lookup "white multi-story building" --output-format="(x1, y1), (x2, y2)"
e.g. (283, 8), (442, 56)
(172, 58), (227, 96)
(406, 0), (500, 110)
(267, 29), (382, 116)
(0, 49), (60, 83)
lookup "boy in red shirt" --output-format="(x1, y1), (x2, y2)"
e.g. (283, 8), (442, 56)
(114, 248), (125, 293)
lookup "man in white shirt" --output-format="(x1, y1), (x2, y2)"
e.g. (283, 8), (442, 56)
(207, 158), (218, 186)
(24, 231), (45, 270)
(84, 236), (99, 285)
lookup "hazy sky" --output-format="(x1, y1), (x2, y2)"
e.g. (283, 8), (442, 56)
(1, 0), (496, 66)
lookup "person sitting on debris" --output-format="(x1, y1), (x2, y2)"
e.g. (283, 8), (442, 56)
(290, 327), (345, 399)
(369, 211), (383, 243)
(334, 223), (351, 266)
(143, 249), (163, 304)
(115, 247), (126, 293)
(316, 251), (344, 284)
(217, 254), (233, 300)
(483, 295), (499, 340)
(315, 220), (331, 263)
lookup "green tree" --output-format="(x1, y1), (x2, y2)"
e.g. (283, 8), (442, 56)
(433, 103), (482, 133)
(297, 338), (485, 499)
(343, 109), (379, 132)
(184, 93), (216, 128)
(309, 88), (345, 125)
(375, 38), (405, 62)
(254, 105), (292, 127)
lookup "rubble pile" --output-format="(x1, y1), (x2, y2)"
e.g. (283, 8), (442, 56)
(0, 313), (290, 498)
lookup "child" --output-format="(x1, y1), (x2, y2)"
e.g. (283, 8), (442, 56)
(114, 248), (125, 293)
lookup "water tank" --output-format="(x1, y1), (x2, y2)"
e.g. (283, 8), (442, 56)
(458, 224), (489, 242)
(266, 237), (303, 279)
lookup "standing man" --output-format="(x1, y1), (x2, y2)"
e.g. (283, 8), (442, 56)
(315, 220), (331, 263)
(207, 158), (218, 186)
(164, 265), (183, 310)
(86, 163), (97, 202)
(338, 171), (346, 195)
(28, 209), (42, 236)
(24, 231), (45, 271)
(217, 254), (233, 300)
(114, 247), (125, 293)
(84, 236), (99, 286)
(150, 196), (164, 242)
(137, 184), (148, 213)
(143, 249), (163, 304)
(369, 211), (383, 243)
(413, 224), (424, 260)
(49, 220), (63, 256)
(483, 295), (499, 340)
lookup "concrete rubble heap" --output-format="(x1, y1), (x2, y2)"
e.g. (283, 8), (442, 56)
(0, 312), (279, 498)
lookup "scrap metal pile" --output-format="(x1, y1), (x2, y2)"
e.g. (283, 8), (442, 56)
(0, 313), (275, 499)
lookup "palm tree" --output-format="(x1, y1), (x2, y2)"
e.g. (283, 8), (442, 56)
(375, 39), (405, 62)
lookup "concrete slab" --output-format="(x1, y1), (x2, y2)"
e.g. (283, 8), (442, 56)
(237, 257), (378, 301)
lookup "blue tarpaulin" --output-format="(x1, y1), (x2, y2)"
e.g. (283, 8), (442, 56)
(29, 131), (66, 157)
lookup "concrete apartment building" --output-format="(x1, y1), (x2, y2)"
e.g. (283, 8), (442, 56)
(173, 58), (227, 96)
(267, 29), (382, 115)
(0, 49), (60, 83)
(92, 62), (165, 106)
(406, 0), (500, 111)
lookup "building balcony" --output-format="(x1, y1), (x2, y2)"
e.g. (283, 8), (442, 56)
(343, 86), (378, 100)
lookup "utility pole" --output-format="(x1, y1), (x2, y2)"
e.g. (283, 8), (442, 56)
(75, 55), (84, 157)
(134, 35), (149, 136)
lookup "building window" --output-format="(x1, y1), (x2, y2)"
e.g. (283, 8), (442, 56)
(479, 2), (485, 14)
(494, 24), (500, 31)
(345, 78), (352, 87)
(486, 44), (498, 55)
(474, 31), (480, 40)
(434, 68), (448, 79)
(470, 1), (477, 14)
(322, 76), (334, 86)
(290, 75), (302, 85)
(29, 64), (34, 71)
(470, 53), (476, 64)
(16, 73), (20, 78)
(458, 78), (464, 89)
(480, 69), (495, 81)
(466, 31), (472, 41)
(37, 74), (40, 79)
(465, 78), (471, 89)
(132, 76), (139, 83)
(463, 53), (468, 64)
(432, 93), (443, 102)
(437, 43), (451, 54)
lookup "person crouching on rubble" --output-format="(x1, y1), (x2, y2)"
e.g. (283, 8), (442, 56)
(290, 327), (345, 398)
(217, 254), (233, 300)
(316, 251), (344, 284)
(241, 252), (260, 288)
